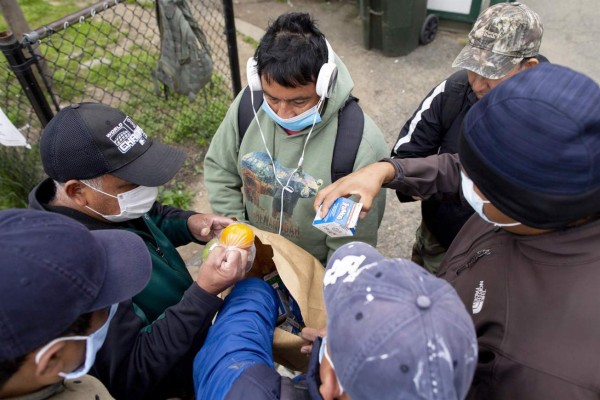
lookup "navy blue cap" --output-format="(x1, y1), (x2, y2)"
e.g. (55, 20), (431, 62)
(324, 242), (477, 400)
(0, 209), (151, 360)
(460, 64), (600, 228)
(40, 102), (185, 186)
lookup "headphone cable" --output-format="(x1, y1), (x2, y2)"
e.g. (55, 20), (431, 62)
(249, 89), (322, 235)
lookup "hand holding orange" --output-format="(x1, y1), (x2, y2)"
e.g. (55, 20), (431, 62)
(200, 222), (256, 272)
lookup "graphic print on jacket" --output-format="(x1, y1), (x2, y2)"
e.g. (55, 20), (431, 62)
(242, 151), (323, 237)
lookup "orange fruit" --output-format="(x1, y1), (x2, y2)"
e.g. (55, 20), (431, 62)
(220, 223), (255, 249)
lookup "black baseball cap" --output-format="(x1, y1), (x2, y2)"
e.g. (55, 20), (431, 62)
(40, 102), (185, 186)
(0, 209), (152, 360)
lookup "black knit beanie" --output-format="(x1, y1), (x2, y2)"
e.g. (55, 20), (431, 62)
(459, 64), (600, 229)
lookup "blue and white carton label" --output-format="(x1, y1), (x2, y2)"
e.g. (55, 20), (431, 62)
(312, 197), (363, 237)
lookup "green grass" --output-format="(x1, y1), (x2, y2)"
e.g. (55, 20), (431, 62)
(0, 0), (98, 33)
(158, 181), (195, 209)
(241, 34), (259, 49)
(1, 0), (233, 209)
(43, 21), (126, 101)
(27, 11), (231, 146)
(38, 19), (231, 144)
(0, 144), (43, 208)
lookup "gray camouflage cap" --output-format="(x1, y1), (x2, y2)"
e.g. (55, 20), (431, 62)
(452, 2), (543, 79)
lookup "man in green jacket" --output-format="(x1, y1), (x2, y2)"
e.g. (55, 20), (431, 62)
(30, 101), (232, 320)
(28, 102), (243, 398)
(204, 12), (388, 265)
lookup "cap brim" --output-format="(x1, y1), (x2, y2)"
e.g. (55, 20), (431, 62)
(112, 140), (186, 186)
(88, 229), (152, 310)
(452, 45), (523, 79)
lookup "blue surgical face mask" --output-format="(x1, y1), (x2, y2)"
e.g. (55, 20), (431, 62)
(35, 304), (118, 380)
(460, 171), (521, 227)
(261, 97), (322, 131)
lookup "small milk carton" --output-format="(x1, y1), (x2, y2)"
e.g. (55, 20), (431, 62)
(312, 197), (363, 237)
(263, 270), (305, 335)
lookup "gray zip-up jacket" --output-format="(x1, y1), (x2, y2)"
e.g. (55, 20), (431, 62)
(385, 154), (600, 399)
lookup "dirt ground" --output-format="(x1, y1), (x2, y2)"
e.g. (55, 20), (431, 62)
(181, 0), (468, 264)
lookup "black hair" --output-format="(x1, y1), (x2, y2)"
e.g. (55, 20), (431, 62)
(0, 312), (92, 390)
(255, 12), (329, 88)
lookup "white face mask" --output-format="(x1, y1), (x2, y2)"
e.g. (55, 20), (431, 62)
(35, 304), (118, 380)
(460, 171), (521, 227)
(83, 182), (158, 222)
(318, 336), (344, 395)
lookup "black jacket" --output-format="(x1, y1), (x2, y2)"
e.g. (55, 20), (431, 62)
(96, 289), (222, 399)
(391, 70), (476, 248)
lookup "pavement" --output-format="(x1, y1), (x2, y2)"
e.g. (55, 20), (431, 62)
(182, 0), (600, 264)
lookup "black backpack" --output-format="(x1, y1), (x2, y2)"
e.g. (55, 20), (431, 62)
(439, 69), (472, 133)
(237, 87), (364, 183)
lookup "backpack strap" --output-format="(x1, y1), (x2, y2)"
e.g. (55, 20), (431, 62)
(440, 70), (470, 132)
(238, 86), (263, 144)
(331, 95), (364, 182)
(237, 88), (364, 183)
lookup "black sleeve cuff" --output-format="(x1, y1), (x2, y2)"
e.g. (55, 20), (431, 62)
(185, 283), (224, 310)
(379, 157), (404, 186)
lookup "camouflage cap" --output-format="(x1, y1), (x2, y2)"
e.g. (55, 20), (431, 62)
(452, 2), (543, 79)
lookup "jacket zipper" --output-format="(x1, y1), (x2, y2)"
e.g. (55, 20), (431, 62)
(142, 215), (169, 264)
(456, 249), (491, 276)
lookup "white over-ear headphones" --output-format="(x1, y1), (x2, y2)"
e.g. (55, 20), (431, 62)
(246, 38), (338, 99)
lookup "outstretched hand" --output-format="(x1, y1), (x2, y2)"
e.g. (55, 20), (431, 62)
(313, 161), (395, 219)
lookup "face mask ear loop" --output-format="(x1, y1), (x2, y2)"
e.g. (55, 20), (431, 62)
(80, 181), (117, 199)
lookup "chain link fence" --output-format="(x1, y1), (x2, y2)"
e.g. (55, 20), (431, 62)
(0, 0), (240, 208)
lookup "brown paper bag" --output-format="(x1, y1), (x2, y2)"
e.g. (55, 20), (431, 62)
(243, 227), (327, 372)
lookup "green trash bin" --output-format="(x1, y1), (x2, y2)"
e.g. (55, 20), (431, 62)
(360, 0), (433, 57)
